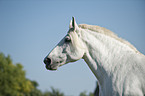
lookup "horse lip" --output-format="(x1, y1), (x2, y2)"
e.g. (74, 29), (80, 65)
(45, 64), (57, 71)
(45, 60), (65, 71)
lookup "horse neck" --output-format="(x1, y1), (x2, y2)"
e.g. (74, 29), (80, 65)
(81, 29), (136, 85)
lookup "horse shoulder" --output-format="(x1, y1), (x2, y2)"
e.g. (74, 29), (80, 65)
(122, 73), (144, 96)
(122, 54), (145, 95)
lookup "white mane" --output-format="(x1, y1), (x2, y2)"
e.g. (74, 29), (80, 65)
(78, 24), (141, 54)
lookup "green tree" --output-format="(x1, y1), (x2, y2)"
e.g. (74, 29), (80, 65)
(0, 52), (65, 96)
(79, 91), (94, 96)
(27, 80), (43, 96)
(43, 87), (64, 96)
(0, 53), (34, 96)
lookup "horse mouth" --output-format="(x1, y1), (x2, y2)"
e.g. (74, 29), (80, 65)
(44, 58), (65, 71)
(45, 64), (57, 71)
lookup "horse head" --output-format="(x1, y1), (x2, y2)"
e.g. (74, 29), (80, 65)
(44, 17), (86, 70)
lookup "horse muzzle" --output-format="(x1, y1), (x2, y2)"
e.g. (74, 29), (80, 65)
(43, 57), (57, 70)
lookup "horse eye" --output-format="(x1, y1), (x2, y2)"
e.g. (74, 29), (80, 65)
(65, 37), (71, 43)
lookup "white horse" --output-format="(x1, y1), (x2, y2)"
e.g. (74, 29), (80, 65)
(44, 17), (145, 96)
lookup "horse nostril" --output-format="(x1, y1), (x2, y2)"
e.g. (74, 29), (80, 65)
(44, 58), (51, 65)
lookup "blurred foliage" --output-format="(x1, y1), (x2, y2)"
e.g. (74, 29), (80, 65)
(0, 52), (95, 96)
(0, 52), (65, 96)
(79, 91), (94, 96)
(43, 87), (64, 96)
(0, 53), (34, 96)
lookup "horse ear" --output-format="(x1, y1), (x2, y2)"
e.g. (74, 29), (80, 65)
(72, 17), (79, 30)
(72, 17), (75, 28)
(69, 20), (73, 29)
(69, 17), (79, 30)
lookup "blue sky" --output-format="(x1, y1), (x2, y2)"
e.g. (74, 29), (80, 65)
(0, 0), (145, 96)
